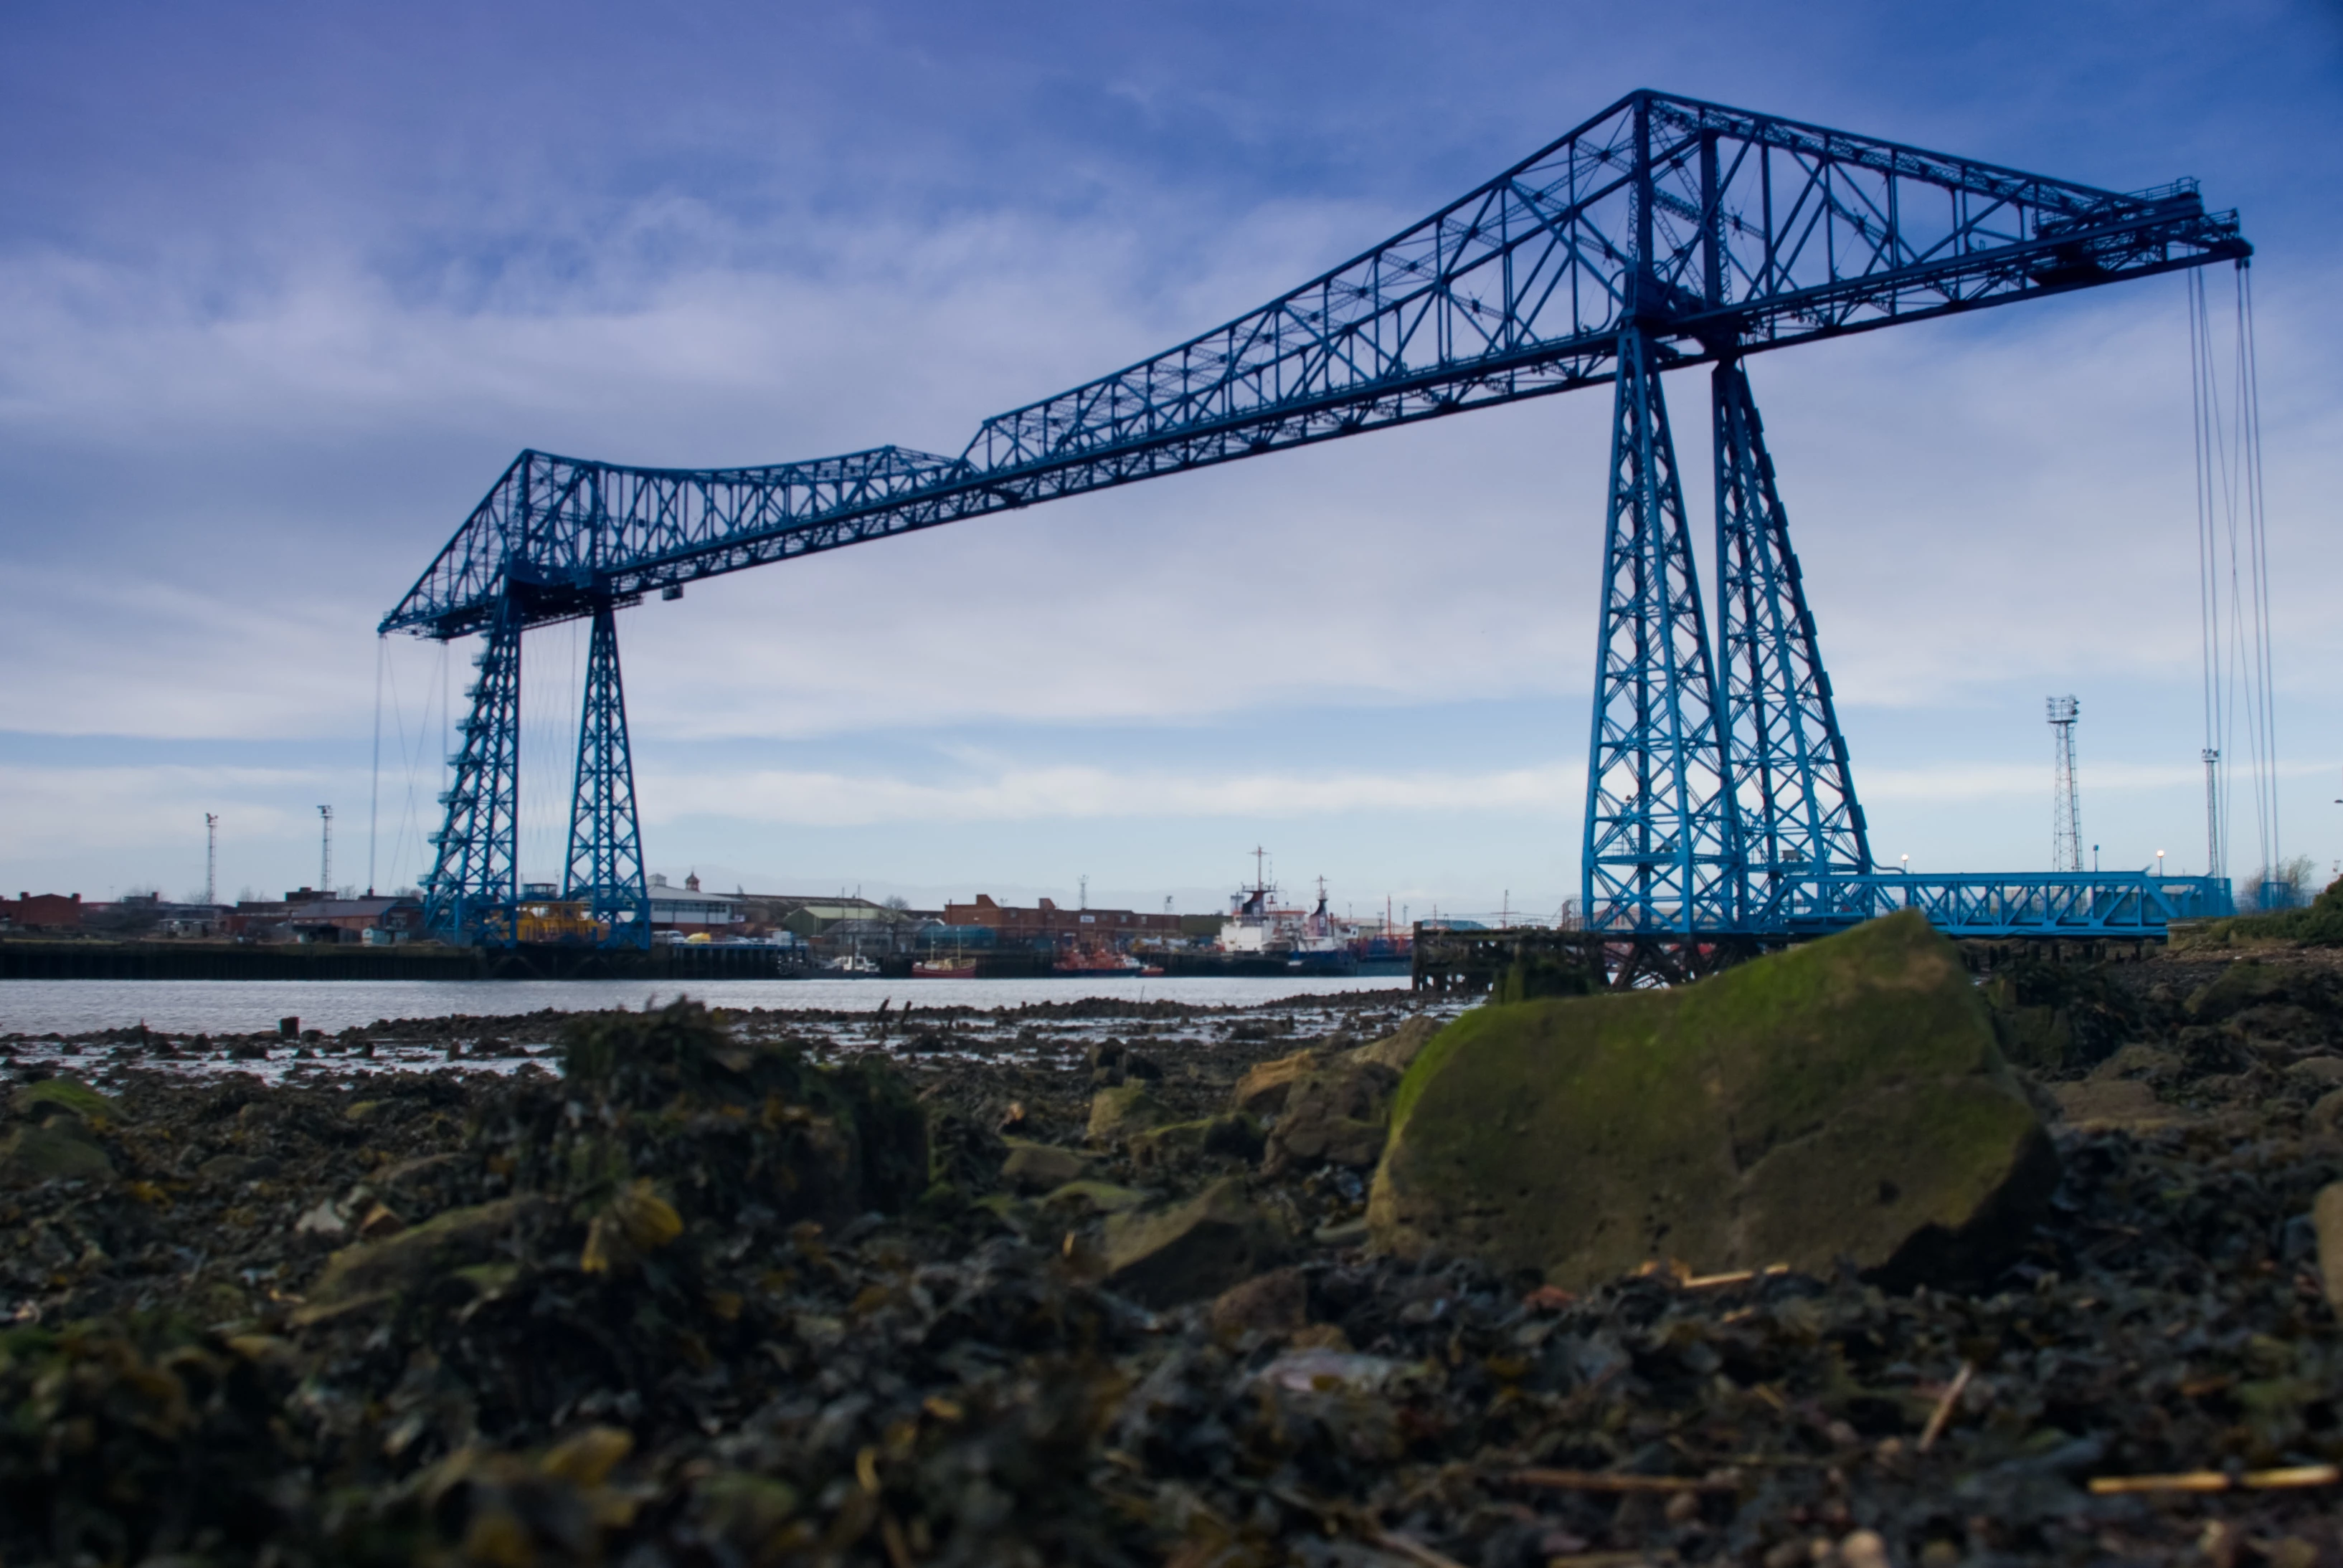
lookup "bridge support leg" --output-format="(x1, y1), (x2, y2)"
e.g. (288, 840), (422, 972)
(422, 594), (524, 945)
(563, 602), (651, 949)
(1712, 358), (1871, 921)
(1583, 328), (1741, 933)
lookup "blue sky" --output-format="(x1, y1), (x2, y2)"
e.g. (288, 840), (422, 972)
(1, 0), (2338, 917)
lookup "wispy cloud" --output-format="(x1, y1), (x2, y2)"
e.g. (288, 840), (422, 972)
(643, 759), (1579, 827)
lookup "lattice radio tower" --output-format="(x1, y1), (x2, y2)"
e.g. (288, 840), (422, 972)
(204, 813), (218, 906)
(2048, 697), (2082, 873)
(318, 804), (333, 894)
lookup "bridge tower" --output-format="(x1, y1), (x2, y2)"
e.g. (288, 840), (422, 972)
(563, 601), (651, 946)
(420, 593), (524, 943)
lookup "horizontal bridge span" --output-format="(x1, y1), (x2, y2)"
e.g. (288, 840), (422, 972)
(382, 88), (2245, 639)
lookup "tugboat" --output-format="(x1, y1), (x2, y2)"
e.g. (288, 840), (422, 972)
(1285, 878), (1358, 976)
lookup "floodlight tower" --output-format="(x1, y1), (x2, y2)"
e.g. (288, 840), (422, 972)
(204, 813), (218, 906)
(2202, 746), (2223, 880)
(2048, 697), (2082, 873)
(318, 805), (334, 894)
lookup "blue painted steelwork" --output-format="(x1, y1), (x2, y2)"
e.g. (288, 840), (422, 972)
(1584, 328), (1739, 933)
(562, 602), (650, 947)
(382, 92), (2244, 644)
(378, 88), (2249, 946)
(1713, 358), (1870, 908)
(1772, 871), (2233, 936)
(420, 595), (523, 943)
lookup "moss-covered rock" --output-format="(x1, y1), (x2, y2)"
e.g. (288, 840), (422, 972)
(1127, 1115), (1264, 1170)
(1229, 1051), (1328, 1117)
(1262, 1060), (1399, 1175)
(1369, 911), (2055, 1291)
(1039, 1179), (1150, 1216)
(0, 1121), (115, 1184)
(1000, 1140), (1093, 1192)
(1086, 1083), (1170, 1145)
(1102, 1177), (1287, 1308)
(13, 1076), (115, 1126)
(1348, 1017), (1442, 1073)
(2187, 961), (2298, 1022)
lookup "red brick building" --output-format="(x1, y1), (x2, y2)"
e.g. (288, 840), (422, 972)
(942, 894), (1183, 944)
(0, 893), (82, 931)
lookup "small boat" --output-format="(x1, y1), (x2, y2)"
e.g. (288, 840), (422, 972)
(1056, 944), (1145, 976)
(823, 954), (880, 975)
(912, 959), (978, 979)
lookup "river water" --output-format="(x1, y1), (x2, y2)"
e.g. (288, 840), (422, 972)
(0, 974), (1411, 1037)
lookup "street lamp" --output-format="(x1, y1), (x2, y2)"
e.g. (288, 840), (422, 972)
(2156, 850), (2166, 878)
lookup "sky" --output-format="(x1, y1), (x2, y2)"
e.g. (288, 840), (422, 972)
(1, 0), (2339, 920)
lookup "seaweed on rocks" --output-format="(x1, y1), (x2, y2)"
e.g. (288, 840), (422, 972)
(0, 970), (2339, 1565)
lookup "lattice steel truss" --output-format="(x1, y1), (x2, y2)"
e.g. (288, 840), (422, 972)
(1584, 329), (1739, 932)
(420, 596), (522, 943)
(385, 88), (2248, 945)
(1713, 358), (1870, 914)
(563, 603), (650, 946)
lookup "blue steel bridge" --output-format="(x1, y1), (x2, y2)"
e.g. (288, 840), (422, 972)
(381, 89), (2247, 949)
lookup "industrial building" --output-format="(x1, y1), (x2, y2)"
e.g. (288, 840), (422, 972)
(942, 894), (1188, 944)
(0, 892), (83, 931)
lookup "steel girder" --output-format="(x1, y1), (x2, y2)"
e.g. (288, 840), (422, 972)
(1583, 328), (1740, 933)
(420, 596), (524, 943)
(562, 602), (650, 948)
(1713, 358), (1870, 911)
(1769, 871), (2233, 936)
(382, 89), (2246, 641)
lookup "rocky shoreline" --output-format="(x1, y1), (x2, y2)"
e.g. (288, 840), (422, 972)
(3, 939), (2341, 1566)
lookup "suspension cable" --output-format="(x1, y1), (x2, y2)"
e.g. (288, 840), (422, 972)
(2239, 264), (2278, 888)
(368, 637), (385, 895)
(2190, 268), (2223, 880)
(2191, 262), (2281, 902)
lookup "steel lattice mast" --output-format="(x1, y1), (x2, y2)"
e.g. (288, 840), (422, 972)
(1584, 328), (1740, 932)
(562, 603), (650, 946)
(1713, 358), (1870, 911)
(418, 600), (523, 943)
(381, 88), (2249, 947)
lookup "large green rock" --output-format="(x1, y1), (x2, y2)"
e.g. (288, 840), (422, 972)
(1368, 911), (2055, 1291)
(14, 1076), (115, 1125)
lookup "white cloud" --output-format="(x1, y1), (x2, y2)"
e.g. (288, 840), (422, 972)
(642, 757), (1580, 827)
(0, 764), (330, 858)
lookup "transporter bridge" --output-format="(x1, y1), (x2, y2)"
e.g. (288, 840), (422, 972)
(381, 90), (2249, 948)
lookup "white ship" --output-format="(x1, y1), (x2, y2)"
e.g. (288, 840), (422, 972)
(1217, 851), (1350, 969)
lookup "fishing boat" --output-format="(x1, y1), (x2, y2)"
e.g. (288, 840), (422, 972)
(912, 958), (978, 979)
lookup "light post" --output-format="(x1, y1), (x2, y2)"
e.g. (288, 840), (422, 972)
(2155, 850), (2166, 879)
